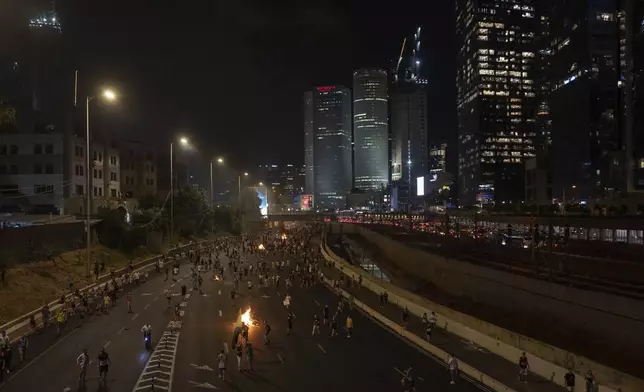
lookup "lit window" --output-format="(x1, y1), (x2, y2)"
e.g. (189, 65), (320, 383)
(596, 12), (614, 22)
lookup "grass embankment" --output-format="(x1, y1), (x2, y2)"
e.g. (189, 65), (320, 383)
(0, 234), (218, 325)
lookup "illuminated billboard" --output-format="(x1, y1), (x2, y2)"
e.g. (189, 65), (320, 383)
(301, 194), (313, 210)
(416, 176), (425, 196)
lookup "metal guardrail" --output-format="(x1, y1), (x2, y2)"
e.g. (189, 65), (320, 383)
(0, 239), (213, 343)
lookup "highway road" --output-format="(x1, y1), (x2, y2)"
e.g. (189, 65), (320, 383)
(0, 238), (486, 392)
(171, 250), (485, 392)
(0, 261), (193, 392)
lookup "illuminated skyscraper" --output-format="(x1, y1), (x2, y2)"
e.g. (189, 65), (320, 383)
(390, 26), (428, 189)
(455, 0), (539, 205)
(353, 68), (390, 191)
(303, 86), (352, 209)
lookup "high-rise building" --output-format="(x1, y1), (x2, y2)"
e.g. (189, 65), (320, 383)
(390, 26), (429, 189)
(455, 0), (539, 205)
(303, 92), (315, 195)
(623, 0), (644, 192)
(353, 69), (390, 191)
(547, 0), (626, 201)
(302, 86), (352, 209)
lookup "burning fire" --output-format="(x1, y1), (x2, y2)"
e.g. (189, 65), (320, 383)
(241, 307), (253, 327)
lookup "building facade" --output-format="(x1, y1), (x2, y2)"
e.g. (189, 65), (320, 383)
(0, 133), (65, 213)
(119, 140), (157, 199)
(303, 92), (315, 195)
(391, 84), (428, 186)
(353, 69), (390, 191)
(302, 85), (352, 209)
(547, 0), (626, 201)
(456, 0), (539, 205)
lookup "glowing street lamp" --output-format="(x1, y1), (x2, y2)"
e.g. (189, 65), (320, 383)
(170, 136), (192, 240)
(84, 87), (118, 278)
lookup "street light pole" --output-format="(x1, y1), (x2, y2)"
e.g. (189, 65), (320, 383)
(210, 161), (213, 206)
(170, 142), (174, 242)
(83, 89), (117, 279)
(85, 96), (92, 278)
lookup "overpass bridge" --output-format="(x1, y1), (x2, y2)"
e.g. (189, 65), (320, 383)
(265, 213), (333, 221)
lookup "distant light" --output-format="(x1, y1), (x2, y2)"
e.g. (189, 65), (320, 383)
(244, 172), (248, 176)
(179, 137), (189, 146)
(52, 17), (56, 22)
(416, 60), (420, 65)
(217, 157), (224, 163)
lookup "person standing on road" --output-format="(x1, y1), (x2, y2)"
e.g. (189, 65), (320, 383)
(56, 309), (65, 335)
(323, 305), (329, 325)
(245, 342), (254, 371)
(518, 352), (529, 383)
(127, 292), (133, 313)
(448, 354), (458, 385)
(585, 370), (596, 392)
(17, 335), (28, 363)
(77, 348), (89, 387)
(97, 348), (111, 386)
(345, 315), (353, 338)
(564, 369), (575, 392)
(235, 343), (243, 372)
(264, 321), (271, 345)
(312, 314), (321, 336)
(286, 312), (293, 335)
(330, 316), (338, 337)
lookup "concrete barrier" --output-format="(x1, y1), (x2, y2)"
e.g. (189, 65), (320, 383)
(1, 240), (214, 342)
(323, 274), (517, 392)
(320, 236), (641, 392)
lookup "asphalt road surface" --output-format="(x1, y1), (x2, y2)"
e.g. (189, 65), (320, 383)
(172, 251), (486, 392)
(0, 263), (192, 392)
(0, 242), (486, 392)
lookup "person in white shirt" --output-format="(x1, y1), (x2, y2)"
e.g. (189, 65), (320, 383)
(217, 350), (227, 380)
(448, 354), (458, 385)
(76, 349), (89, 387)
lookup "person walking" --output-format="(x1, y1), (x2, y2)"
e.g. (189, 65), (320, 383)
(448, 354), (459, 385)
(77, 349), (89, 387)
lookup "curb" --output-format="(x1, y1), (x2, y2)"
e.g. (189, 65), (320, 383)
(321, 274), (517, 392)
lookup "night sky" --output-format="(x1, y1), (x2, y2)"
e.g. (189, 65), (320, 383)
(2, 0), (455, 172)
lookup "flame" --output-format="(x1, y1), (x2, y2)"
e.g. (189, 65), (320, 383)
(258, 244), (265, 250)
(241, 307), (252, 326)
(214, 275), (221, 281)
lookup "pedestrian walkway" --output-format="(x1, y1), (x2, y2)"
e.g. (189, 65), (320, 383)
(320, 261), (567, 392)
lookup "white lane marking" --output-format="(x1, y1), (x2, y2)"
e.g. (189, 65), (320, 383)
(104, 340), (111, 348)
(223, 342), (229, 354)
(314, 300), (320, 306)
(291, 312), (296, 319)
(317, 343), (326, 354)
(143, 304), (151, 310)
(118, 327), (125, 335)
(218, 310), (222, 317)
(132, 313), (139, 321)
(218, 290), (221, 295)
(170, 283), (175, 288)
(3, 329), (78, 381)
(276, 353), (284, 363)
(153, 296), (159, 302)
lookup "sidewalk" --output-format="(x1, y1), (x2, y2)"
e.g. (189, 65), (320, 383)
(320, 259), (567, 392)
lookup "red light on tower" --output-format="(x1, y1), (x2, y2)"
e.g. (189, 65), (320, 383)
(316, 86), (336, 93)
